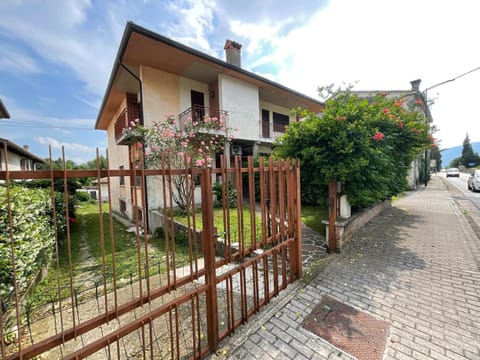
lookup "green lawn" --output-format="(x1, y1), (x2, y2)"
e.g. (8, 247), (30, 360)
(30, 202), (191, 305)
(301, 205), (328, 235)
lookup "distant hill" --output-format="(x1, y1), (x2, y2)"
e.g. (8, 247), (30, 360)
(441, 142), (480, 168)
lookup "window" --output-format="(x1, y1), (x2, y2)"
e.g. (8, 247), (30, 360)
(273, 112), (289, 133)
(262, 109), (270, 138)
(119, 165), (125, 186)
(120, 199), (127, 214)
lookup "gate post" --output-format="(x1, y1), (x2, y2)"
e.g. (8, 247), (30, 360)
(328, 178), (337, 253)
(200, 166), (218, 351)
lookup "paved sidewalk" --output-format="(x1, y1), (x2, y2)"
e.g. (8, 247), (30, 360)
(210, 175), (480, 359)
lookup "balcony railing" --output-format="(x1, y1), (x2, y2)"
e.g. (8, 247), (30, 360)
(261, 122), (287, 139)
(178, 105), (228, 130)
(114, 108), (129, 143)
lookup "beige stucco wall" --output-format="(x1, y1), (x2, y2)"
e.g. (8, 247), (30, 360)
(106, 97), (132, 218)
(140, 66), (180, 126)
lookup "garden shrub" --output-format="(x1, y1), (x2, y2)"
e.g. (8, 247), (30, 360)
(76, 190), (90, 202)
(0, 187), (66, 310)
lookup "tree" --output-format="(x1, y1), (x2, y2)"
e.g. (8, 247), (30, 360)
(274, 90), (432, 208)
(460, 133), (480, 168)
(430, 144), (442, 171)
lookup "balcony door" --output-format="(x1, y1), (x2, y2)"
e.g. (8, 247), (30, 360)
(191, 90), (205, 121)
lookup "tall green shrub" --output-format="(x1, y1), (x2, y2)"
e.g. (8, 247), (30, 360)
(0, 187), (65, 308)
(275, 91), (432, 208)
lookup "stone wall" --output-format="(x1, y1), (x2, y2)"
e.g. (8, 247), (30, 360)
(323, 199), (391, 251)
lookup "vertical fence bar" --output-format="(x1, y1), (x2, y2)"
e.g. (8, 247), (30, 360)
(95, 149), (109, 316)
(200, 166), (218, 351)
(61, 147), (77, 337)
(3, 143), (24, 357)
(48, 146), (66, 335)
(131, 150), (144, 305)
(139, 148), (151, 302)
(294, 160), (303, 278)
(247, 157), (257, 251)
(0, 296), (5, 359)
(234, 156), (244, 255)
(105, 150), (119, 316)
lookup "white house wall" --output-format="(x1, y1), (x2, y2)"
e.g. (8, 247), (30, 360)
(1, 150), (23, 171)
(179, 77), (210, 112)
(218, 74), (259, 141)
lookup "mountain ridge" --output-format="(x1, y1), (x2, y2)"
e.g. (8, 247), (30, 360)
(440, 142), (480, 168)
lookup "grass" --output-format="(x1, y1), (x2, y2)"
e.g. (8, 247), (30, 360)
(30, 202), (328, 306)
(301, 205), (328, 235)
(173, 206), (263, 245)
(30, 202), (192, 306)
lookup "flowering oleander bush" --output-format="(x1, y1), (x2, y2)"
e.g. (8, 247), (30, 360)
(124, 115), (235, 210)
(274, 89), (433, 208)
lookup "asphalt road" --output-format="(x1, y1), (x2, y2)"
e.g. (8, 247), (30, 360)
(440, 171), (480, 210)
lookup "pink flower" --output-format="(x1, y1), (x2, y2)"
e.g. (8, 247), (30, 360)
(178, 151), (184, 157)
(195, 159), (205, 166)
(136, 142), (143, 149)
(398, 121), (404, 128)
(372, 132), (385, 141)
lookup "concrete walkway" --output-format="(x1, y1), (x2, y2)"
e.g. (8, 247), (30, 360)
(210, 175), (480, 359)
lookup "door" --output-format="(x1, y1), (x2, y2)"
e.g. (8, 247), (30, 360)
(191, 90), (205, 121)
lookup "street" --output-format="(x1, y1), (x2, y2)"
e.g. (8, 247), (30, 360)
(441, 170), (480, 211)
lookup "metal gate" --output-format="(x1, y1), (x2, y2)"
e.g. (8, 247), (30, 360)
(0, 150), (302, 359)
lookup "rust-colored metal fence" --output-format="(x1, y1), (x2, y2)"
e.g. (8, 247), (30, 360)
(0, 149), (302, 359)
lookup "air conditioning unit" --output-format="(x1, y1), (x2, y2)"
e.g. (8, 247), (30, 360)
(231, 145), (242, 155)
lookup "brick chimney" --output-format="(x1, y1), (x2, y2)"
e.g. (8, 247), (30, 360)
(410, 79), (421, 92)
(224, 39), (242, 67)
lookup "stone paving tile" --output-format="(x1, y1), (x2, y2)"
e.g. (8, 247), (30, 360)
(209, 175), (480, 359)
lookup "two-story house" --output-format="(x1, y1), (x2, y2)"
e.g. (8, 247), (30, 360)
(95, 22), (324, 227)
(0, 138), (45, 171)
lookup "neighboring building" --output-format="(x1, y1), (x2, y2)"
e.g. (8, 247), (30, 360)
(0, 138), (46, 171)
(77, 177), (110, 202)
(95, 22), (324, 226)
(0, 99), (10, 119)
(352, 79), (433, 189)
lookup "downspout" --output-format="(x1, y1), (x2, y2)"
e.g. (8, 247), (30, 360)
(119, 62), (150, 232)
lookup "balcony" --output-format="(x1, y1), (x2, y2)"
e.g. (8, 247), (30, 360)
(115, 109), (143, 145)
(178, 105), (228, 130)
(261, 121), (287, 140)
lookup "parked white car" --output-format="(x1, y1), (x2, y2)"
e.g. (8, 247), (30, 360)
(446, 168), (460, 177)
(468, 170), (480, 191)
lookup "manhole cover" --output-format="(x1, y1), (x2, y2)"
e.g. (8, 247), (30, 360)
(302, 295), (390, 360)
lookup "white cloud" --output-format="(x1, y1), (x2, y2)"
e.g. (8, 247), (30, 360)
(0, 0), (120, 96)
(0, 46), (40, 74)
(165, 0), (216, 53)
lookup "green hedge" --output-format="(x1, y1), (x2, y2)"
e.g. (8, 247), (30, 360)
(0, 187), (67, 308)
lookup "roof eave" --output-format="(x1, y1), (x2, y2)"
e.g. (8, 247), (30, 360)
(0, 99), (11, 119)
(95, 21), (324, 129)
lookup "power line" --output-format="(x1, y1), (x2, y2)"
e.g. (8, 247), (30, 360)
(426, 66), (480, 91)
(0, 123), (99, 131)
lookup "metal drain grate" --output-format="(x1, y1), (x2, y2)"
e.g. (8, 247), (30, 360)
(302, 295), (390, 360)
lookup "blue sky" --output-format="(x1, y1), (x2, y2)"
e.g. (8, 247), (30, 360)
(1, 0), (480, 164)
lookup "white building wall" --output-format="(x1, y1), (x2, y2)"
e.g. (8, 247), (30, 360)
(218, 74), (259, 141)
(179, 77), (210, 111)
